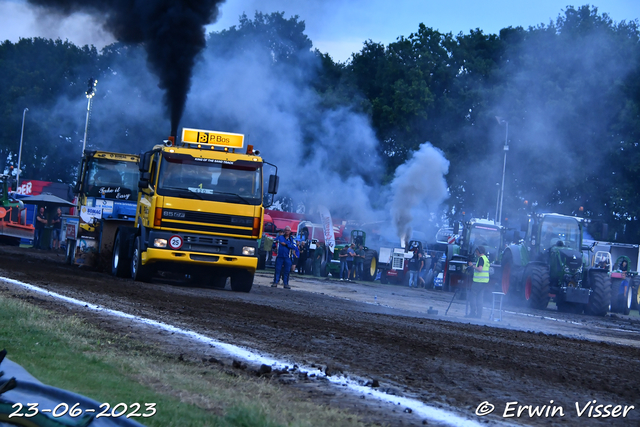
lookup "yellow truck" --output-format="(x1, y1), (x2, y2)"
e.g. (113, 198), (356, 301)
(111, 128), (278, 292)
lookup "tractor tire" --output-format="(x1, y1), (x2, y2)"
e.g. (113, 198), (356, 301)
(584, 271), (611, 317)
(131, 236), (153, 283)
(380, 270), (389, 284)
(612, 279), (632, 315)
(111, 228), (133, 277)
(230, 270), (254, 293)
(523, 265), (550, 310)
(501, 250), (513, 295)
(363, 249), (378, 281)
(632, 277), (640, 311)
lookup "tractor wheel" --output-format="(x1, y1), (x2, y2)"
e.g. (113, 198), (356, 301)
(111, 229), (133, 277)
(363, 249), (378, 281)
(501, 251), (512, 295)
(523, 265), (550, 310)
(629, 277), (638, 311)
(230, 270), (254, 293)
(380, 270), (389, 284)
(131, 236), (153, 283)
(584, 271), (612, 317)
(613, 279), (632, 315)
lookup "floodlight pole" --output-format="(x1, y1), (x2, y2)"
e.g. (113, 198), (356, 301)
(16, 107), (29, 189)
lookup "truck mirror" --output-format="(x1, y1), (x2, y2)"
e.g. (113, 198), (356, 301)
(453, 222), (459, 235)
(268, 175), (279, 194)
(138, 173), (150, 190)
(139, 152), (152, 172)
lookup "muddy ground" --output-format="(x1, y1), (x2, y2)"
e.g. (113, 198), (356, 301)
(1, 245), (639, 426)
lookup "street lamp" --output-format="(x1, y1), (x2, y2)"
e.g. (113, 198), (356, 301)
(82, 78), (98, 155)
(16, 107), (28, 190)
(495, 116), (509, 225)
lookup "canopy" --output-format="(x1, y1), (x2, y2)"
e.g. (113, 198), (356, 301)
(21, 193), (75, 207)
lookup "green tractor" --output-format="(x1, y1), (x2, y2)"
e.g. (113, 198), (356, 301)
(324, 230), (378, 281)
(501, 213), (610, 315)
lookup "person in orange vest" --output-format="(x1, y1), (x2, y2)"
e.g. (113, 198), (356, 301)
(467, 245), (489, 318)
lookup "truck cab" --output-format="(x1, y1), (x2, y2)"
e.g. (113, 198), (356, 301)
(112, 128), (278, 292)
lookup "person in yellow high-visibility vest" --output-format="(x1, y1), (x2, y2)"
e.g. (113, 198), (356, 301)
(467, 245), (489, 318)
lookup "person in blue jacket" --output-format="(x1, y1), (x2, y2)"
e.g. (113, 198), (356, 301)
(272, 226), (298, 289)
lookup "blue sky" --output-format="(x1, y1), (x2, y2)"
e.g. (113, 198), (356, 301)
(0, 0), (638, 62)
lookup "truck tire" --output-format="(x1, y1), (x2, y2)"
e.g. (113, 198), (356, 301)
(257, 250), (266, 270)
(363, 250), (378, 281)
(131, 236), (153, 283)
(111, 229), (133, 277)
(523, 265), (550, 310)
(230, 270), (253, 292)
(584, 271), (611, 317)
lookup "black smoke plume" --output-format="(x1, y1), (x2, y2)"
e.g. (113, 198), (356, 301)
(27, 0), (226, 136)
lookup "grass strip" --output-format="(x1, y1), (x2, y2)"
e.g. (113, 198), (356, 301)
(0, 293), (366, 427)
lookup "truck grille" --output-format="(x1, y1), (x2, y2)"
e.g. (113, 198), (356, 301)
(392, 256), (404, 270)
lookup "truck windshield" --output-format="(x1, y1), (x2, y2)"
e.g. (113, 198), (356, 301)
(157, 153), (262, 205)
(83, 158), (138, 201)
(469, 225), (502, 252)
(540, 217), (581, 250)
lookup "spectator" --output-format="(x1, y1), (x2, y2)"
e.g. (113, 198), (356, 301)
(272, 226), (297, 289)
(33, 206), (47, 249)
(407, 249), (421, 288)
(50, 207), (63, 250)
(355, 244), (365, 280)
(417, 251), (426, 287)
(347, 243), (357, 281)
(338, 245), (349, 281)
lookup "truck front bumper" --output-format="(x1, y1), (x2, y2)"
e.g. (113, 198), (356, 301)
(143, 247), (257, 273)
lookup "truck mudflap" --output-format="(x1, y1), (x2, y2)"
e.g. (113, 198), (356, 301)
(143, 247), (257, 272)
(559, 287), (591, 304)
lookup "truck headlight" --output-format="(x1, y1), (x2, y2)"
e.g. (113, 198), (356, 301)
(242, 246), (255, 256)
(154, 238), (167, 248)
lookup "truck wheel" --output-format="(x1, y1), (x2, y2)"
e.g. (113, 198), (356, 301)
(111, 230), (132, 277)
(363, 250), (378, 281)
(523, 265), (550, 310)
(131, 236), (152, 283)
(230, 270), (253, 292)
(257, 250), (266, 270)
(584, 271), (611, 317)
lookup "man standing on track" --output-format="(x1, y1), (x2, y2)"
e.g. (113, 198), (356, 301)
(467, 246), (490, 318)
(272, 226), (298, 289)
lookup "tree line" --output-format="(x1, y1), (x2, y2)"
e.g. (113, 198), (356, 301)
(1, 5), (639, 242)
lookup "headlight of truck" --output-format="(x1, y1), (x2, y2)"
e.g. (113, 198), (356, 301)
(154, 238), (167, 248)
(242, 246), (255, 256)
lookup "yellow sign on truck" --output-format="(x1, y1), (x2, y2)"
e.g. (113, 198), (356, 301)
(110, 128), (279, 292)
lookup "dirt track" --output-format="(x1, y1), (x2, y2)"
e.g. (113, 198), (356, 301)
(1, 245), (640, 426)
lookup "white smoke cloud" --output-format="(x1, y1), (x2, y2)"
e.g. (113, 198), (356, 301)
(388, 143), (450, 241)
